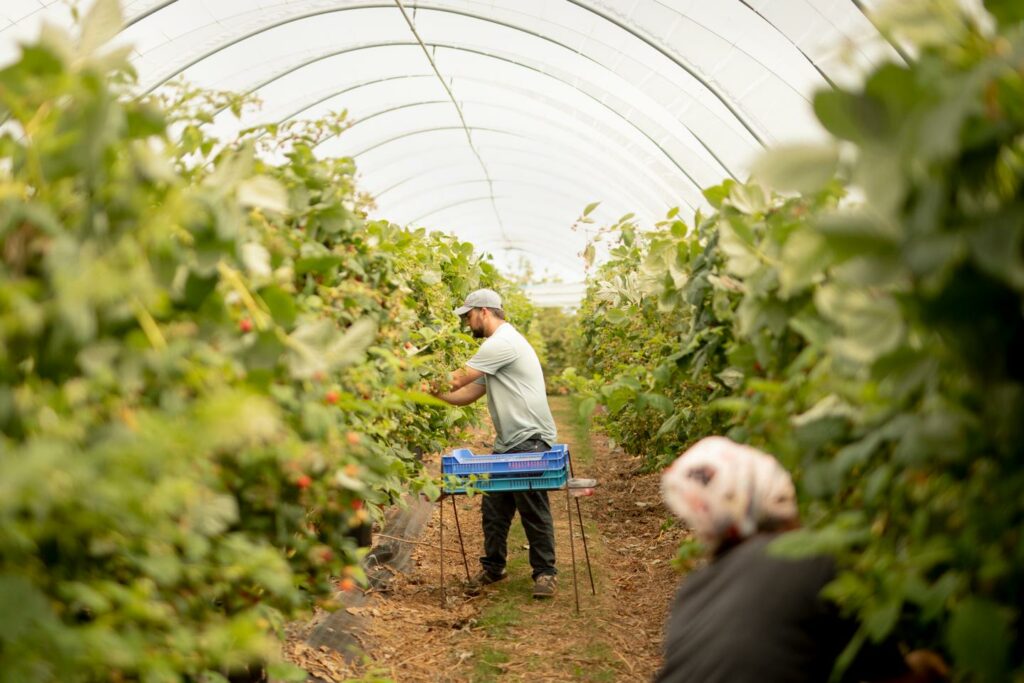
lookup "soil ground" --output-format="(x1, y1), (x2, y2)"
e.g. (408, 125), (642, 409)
(285, 396), (689, 682)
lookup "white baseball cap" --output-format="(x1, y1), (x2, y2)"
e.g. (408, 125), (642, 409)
(453, 288), (503, 316)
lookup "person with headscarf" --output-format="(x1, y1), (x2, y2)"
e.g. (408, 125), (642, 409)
(655, 436), (948, 683)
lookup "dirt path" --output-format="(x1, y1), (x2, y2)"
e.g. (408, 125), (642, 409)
(287, 397), (688, 681)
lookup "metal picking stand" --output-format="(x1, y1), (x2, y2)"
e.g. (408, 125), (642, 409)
(439, 445), (596, 613)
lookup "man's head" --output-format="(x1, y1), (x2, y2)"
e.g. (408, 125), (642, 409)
(454, 289), (505, 338)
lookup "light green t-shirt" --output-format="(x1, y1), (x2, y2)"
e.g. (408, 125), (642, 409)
(467, 323), (557, 453)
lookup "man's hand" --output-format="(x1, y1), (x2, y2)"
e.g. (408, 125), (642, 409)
(437, 382), (486, 406)
(904, 650), (949, 682)
(874, 650), (950, 683)
(424, 367), (486, 406)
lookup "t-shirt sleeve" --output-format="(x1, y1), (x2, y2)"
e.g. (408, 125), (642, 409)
(467, 337), (518, 375)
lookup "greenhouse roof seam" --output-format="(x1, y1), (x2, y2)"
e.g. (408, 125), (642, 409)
(312, 92), (713, 195)
(346, 125), (516, 157)
(131, 2), (766, 153)
(270, 74), (433, 124)
(562, 0), (767, 147)
(124, 0), (821, 111)
(217, 40), (735, 184)
(389, 176), (615, 209)
(337, 125), (699, 213)
(373, 153), (671, 222)
(850, 0), (912, 64)
(369, 144), (672, 216)
(376, 156), (663, 220)
(392, 0), (509, 246)
(410, 195), (511, 223)
(164, 10), (742, 182)
(369, 136), (669, 209)
(336, 98), (687, 193)
(734, 0), (836, 89)
(124, 0), (173, 28)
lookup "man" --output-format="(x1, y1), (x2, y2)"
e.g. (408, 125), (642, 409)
(433, 288), (559, 599)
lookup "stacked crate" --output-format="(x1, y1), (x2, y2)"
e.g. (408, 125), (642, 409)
(441, 444), (569, 494)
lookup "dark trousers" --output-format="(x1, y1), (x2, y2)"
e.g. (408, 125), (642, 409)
(480, 437), (557, 579)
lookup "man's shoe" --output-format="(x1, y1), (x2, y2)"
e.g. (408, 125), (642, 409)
(465, 569), (507, 594)
(532, 574), (557, 599)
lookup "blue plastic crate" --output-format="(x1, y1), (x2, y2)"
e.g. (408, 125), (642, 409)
(441, 444), (568, 477)
(443, 467), (568, 494)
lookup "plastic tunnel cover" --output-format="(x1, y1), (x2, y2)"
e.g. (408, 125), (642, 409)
(0, 0), (899, 303)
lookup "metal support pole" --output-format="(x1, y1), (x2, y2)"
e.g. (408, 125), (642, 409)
(565, 482), (580, 614)
(575, 498), (596, 595)
(451, 495), (471, 580)
(567, 446), (596, 595)
(439, 493), (446, 607)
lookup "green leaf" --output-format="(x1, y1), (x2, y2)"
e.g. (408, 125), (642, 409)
(946, 599), (1012, 682)
(0, 575), (54, 641)
(639, 392), (674, 414)
(266, 662), (309, 683)
(702, 180), (735, 209)
(286, 318), (378, 380)
(751, 144), (839, 195)
(241, 242), (271, 278)
(258, 285), (298, 328)
(583, 243), (596, 267)
(779, 230), (830, 297)
(985, 0), (1024, 25)
(604, 308), (628, 325)
(715, 368), (744, 390)
(815, 211), (900, 260)
(295, 242), (343, 276)
(419, 269), (442, 286)
(814, 285), (904, 364)
(200, 672), (231, 683)
(813, 90), (884, 144)
(78, 0), (123, 56)
(863, 592), (903, 642)
(237, 176), (289, 213)
(968, 217), (1024, 290)
(727, 183), (769, 215)
(717, 220), (761, 278)
(389, 389), (447, 407)
(583, 201), (600, 217)
(853, 146), (907, 215)
(656, 412), (682, 437)
(577, 396), (597, 422)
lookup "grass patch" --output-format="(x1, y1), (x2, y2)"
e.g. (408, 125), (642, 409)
(471, 647), (510, 683)
(471, 526), (532, 681)
(549, 395), (596, 466)
(476, 594), (522, 636)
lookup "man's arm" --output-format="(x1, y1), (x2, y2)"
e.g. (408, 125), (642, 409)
(437, 382), (486, 406)
(448, 366), (484, 391)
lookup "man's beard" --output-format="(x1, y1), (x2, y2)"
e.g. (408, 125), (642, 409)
(471, 326), (485, 339)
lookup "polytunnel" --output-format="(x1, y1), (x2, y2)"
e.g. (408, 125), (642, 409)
(1, 0), (902, 305)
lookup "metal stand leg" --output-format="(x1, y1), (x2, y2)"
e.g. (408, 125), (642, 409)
(566, 447), (596, 595)
(575, 498), (596, 595)
(451, 495), (470, 580)
(439, 494), (446, 607)
(565, 482), (580, 614)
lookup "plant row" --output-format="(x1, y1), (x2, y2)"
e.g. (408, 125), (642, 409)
(569, 2), (1023, 680)
(0, 7), (532, 681)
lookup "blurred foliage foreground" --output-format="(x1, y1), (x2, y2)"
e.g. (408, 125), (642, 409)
(0, 1), (538, 680)
(569, 1), (1024, 681)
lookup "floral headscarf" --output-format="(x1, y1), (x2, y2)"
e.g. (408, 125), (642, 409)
(661, 436), (797, 549)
